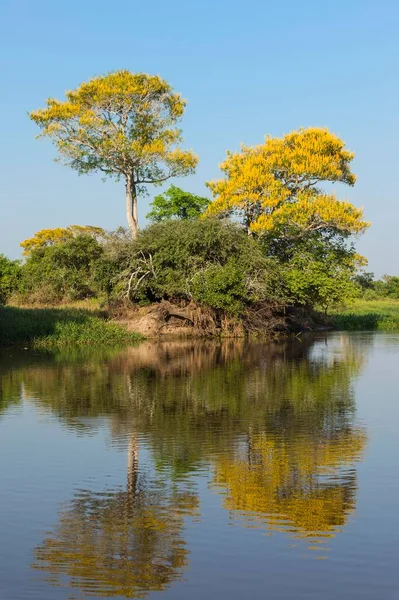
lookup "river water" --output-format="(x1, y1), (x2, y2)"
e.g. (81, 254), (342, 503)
(0, 333), (398, 600)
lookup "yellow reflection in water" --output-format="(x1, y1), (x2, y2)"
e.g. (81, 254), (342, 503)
(213, 426), (366, 548)
(0, 334), (370, 596)
(33, 461), (198, 598)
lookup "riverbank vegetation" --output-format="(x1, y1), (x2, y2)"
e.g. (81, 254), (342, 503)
(0, 70), (385, 341)
(330, 299), (399, 331)
(0, 305), (142, 349)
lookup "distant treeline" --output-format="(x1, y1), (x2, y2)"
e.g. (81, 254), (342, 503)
(353, 273), (399, 300)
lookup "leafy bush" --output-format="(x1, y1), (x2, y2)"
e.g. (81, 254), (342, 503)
(362, 289), (378, 301)
(375, 276), (399, 299)
(0, 254), (21, 304)
(262, 234), (361, 311)
(119, 219), (284, 314)
(18, 235), (104, 303)
(191, 261), (246, 314)
(352, 273), (399, 300)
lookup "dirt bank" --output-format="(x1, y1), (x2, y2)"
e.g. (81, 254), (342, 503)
(112, 300), (326, 338)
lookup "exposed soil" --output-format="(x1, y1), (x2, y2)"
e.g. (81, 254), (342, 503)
(112, 300), (328, 339)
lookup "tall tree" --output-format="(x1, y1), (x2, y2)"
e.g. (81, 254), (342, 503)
(30, 71), (198, 238)
(206, 127), (369, 239)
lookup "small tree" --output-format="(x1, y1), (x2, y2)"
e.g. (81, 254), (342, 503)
(146, 185), (210, 222)
(280, 238), (363, 312)
(30, 71), (198, 238)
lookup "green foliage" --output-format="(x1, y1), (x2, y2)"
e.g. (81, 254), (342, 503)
(0, 254), (21, 304)
(146, 185), (210, 222)
(19, 235), (104, 303)
(11, 216), (366, 317)
(0, 306), (142, 348)
(353, 271), (375, 293)
(330, 299), (399, 331)
(375, 275), (399, 299)
(120, 219), (284, 314)
(262, 233), (361, 311)
(91, 228), (134, 299)
(353, 273), (399, 300)
(190, 261), (245, 314)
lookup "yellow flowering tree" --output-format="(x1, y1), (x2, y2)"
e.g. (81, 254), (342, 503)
(207, 128), (370, 308)
(206, 127), (369, 239)
(30, 71), (198, 237)
(20, 225), (105, 256)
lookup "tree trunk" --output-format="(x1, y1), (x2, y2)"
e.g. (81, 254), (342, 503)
(126, 175), (139, 238)
(127, 433), (139, 495)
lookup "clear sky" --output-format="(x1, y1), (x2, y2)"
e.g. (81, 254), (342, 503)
(0, 0), (398, 275)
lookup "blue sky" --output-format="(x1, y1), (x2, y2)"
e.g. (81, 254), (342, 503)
(0, 0), (398, 274)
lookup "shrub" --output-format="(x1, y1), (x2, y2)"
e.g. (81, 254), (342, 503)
(0, 254), (21, 304)
(362, 289), (378, 301)
(263, 234), (362, 312)
(118, 219), (284, 314)
(18, 235), (104, 304)
(191, 261), (246, 315)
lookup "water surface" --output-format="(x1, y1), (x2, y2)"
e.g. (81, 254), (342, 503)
(1, 334), (398, 599)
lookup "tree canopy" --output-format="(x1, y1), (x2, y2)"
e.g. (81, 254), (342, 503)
(30, 70), (198, 237)
(20, 225), (105, 256)
(146, 185), (210, 222)
(206, 127), (369, 239)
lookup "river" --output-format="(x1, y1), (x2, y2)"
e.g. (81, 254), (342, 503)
(0, 333), (398, 599)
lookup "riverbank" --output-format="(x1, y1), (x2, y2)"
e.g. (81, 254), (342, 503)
(0, 299), (328, 348)
(330, 299), (399, 330)
(0, 305), (143, 349)
(3, 300), (398, 349)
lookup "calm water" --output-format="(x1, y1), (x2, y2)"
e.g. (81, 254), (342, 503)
(0, 333), (398, 600)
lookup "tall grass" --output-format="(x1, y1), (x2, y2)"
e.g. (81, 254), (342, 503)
(330, 299), (399, 331)
(0, 306), (143, 348)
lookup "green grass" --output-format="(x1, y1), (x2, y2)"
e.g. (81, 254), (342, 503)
(330, 299), (399, 331)
(0, 305), (143, 349)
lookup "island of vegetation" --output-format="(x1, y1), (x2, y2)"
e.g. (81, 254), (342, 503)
(1, 70), (398, 348)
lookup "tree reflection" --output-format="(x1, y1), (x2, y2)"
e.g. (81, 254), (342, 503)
(33, 458), (198, 597)
(213, 424), (366, 546)
(1, 335), (370, 568)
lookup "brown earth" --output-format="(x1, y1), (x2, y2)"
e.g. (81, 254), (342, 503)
(112, 300), (324, 339)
